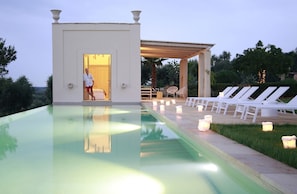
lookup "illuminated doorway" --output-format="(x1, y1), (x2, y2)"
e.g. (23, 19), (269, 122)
(83, 54), (111, 101)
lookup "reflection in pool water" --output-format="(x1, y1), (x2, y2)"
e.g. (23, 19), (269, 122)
(0, 105), (276, 194)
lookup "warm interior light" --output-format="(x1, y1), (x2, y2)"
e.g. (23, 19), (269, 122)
(262, 122), (273, 131)
(176, 105), (182, 114)
(197, 105), (203, 112)
(281, 135), (296, 149)
(198, 119), (210, 131)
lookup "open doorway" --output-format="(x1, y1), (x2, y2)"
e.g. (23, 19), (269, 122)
(83, 54), (111, 101)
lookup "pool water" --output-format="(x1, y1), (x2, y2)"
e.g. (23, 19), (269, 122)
(0, 105), (276, 194)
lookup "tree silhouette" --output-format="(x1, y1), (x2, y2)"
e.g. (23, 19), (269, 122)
(142, 57), (166, 88)
(0, 38), (17, 77)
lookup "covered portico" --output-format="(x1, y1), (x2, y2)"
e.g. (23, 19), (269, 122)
(141, 40), (214, 97)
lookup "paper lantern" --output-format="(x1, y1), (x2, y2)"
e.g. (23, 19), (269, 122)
(198, 119), (210, 131)
(204, 115), (212, 123)
(171, 99), (176, 104)
(152, 101), (158, 106)
(219, 92), (224, 97)
(160, 100), (164, 104)
(262, 122), (273, 131)
(176, 105), (182, 114)
(197, 105), (203, 112)
(281, 135), (296, 149)
(166, 101), (171, 106)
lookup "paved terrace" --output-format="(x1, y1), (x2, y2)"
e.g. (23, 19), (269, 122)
(142, 98), (297, 194)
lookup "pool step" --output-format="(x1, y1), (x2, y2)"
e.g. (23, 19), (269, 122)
(140, 139), (197, 162)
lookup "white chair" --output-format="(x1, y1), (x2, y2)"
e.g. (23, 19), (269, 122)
(166, 86), (178, 98)
(176, 86), (187, 98)
(244, 93), (297, 123)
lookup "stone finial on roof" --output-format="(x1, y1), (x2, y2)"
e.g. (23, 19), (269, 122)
(131, 10), (141, 23)
(51, 9), (62, 23)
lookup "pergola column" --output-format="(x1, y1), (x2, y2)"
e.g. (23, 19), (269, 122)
(179, 58), (188, 97)
(198, 50), (211, 97)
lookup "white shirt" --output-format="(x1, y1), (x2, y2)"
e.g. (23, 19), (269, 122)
(83, 73), (94, 87)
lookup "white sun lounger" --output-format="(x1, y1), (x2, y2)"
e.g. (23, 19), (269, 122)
(210, 86), (251, 112)
(242, 86), (290, 122)
(194, 86), (240, 110)
(233, 86), (277, 118)
(216, 86), (259, 115)
(244, 93), (297, 123)
(184, 86), (233, 107)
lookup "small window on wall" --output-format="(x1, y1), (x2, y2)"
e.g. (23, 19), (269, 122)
(83, 54), (111, 101)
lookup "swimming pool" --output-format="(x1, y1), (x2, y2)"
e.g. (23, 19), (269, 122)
(0, 105), (278, 194)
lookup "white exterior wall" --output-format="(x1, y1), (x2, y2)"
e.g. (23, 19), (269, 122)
(52, 23), (141, 104)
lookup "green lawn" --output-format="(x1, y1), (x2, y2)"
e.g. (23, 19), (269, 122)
(211, 124), (297, 169)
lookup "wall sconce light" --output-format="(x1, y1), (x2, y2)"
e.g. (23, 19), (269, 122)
(198, 119), (210, 131)
(67, 83), (74, 89)
(262, 122), (273, 131)
(204, 115), (212, 123)
(166, 101), (171, 106)
(152, 101), (158, 106)
(160, 105), (165, 112)
(281, 135), (296, 149)
(197, 105), (203, 112)
(171, 99), (176, 104)
(176, 105), (182, 114)
(121, 83), (127, 89)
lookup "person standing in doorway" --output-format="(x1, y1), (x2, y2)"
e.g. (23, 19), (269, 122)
(83, 68), (96, 100)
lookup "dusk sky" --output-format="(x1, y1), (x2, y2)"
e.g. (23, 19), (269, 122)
(1, 0), (297, 86)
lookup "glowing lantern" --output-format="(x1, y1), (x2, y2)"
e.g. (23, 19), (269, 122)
(160, 105), (165, 112)
(262, 122), (273, 131)
(152, 101), (158, 106)
(166, 101), (170, 106)
(171, 99), (176, 104)
(219, 92), (224, 97)
(176, 105), (182, 114)
(281, 135), (296, 149)
(204, 115), (212, 123)
(198, 119), (210, 131)
(160, 100), (164, 104)
(197, 105), (203, 112)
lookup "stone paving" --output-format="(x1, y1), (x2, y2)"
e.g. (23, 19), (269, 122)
(142, 98), (297, 194)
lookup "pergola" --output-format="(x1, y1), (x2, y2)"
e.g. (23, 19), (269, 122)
(141, 40), (215, 97)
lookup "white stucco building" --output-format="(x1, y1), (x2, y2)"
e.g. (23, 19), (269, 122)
(51, 10), (214, 105)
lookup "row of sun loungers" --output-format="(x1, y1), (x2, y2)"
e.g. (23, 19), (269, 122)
(185, 85), (295, 123)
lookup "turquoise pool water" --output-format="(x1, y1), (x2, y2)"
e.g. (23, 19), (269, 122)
(0, 105), (276, 194)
